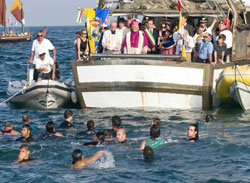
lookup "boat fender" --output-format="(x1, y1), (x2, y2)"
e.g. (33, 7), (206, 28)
(71, 92), (78, 104)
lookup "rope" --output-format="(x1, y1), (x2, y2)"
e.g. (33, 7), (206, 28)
(0, 84), (28, 105)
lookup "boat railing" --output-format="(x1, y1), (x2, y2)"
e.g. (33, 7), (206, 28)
(90, 53), (182, 60)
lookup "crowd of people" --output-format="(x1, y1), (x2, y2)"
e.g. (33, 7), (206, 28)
(75, 15), (232, 66)
(0, 110), (215, 169)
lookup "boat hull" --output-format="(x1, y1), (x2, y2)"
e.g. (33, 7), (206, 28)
(0, 34), (32, 43)
(7, 80), (76, 109)
(72, 58), (248, 110)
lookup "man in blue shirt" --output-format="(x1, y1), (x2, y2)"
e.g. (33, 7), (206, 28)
(197, 32), (213, 64)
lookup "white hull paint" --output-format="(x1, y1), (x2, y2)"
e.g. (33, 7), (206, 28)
(229, 81), (250, 111)
(7, 80), (76, 109)
(82, 91), (202, 109)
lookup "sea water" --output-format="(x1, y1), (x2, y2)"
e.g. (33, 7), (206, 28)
(0, 26), (250, 183)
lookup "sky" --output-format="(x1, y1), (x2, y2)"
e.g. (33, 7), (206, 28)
(5, 0), (96, 26)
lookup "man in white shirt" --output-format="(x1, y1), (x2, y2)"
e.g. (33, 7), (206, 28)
(34, 48), (55, 82)
(102, 21), (122, 54)
(28, 30), (56, 63)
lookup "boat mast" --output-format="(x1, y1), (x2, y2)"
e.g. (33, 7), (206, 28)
(1, 0), (6, 34)
(21, 1), (24, 33)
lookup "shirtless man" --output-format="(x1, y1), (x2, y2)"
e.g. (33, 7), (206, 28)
(70, 149), (106, 169)
(116, 128), (127, 143)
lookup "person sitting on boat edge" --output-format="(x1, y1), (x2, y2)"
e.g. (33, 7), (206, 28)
(187, 123), (199, 142)
(0, 121), (20, 135)
(16, 124), (36, 143)
(77, 29), (89, 61)
(116, 128), (127, 143)
(12, 144), (34, 165)
(139, 124), (167, 150)
(22, 114), (37, 131)
(78, 120), (96, 136)
(84, 132), (105, 146)
(59, 110), (74, 128)
(34, 48), (55, 82)
(70, 149), (106, 169)
(44, 121), (63, 138)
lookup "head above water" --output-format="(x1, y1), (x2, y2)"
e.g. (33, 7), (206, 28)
(103, 129), (112, 138)
(116, 128), (126, 143)
(150, 125), (161, 140)
(187, 123), (199, 139)
(143, 146), (154, 159)
(72, 149), (83, 164)
(4, 121), (13, 128)
(46, 121), (56, 133)
(22, 114), (30, 124)
(205, 114), (214, 123)
(93, 132), (105, 144)
(21, 124), (31, 138)
(151, 118), (161, 127)
(64, 110), (73, 120)
(19, 144), (30, 159)
(87, 120), (95, 130)
(112, 115), (121, 130)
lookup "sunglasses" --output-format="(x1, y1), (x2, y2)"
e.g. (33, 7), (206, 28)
(82, 32), (87, 34)
(203, 36), (208, 38)
(37, 35), (43, 37)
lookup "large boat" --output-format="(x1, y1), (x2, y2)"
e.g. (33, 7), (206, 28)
(7, 64), (78, 109)
(72, 0), (250, 110)
(0, 0), (32, 42)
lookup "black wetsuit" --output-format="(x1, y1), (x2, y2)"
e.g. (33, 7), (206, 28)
(16, 136), (36, 143)
(19, 157), (34, 163)
(77, 130), (96, 136)
(59, 120), (74, 128)
(84, 141), (98, 146)
(189, 137), (199, 142)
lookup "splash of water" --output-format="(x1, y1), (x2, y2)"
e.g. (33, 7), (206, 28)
(90, 151), (115, 169)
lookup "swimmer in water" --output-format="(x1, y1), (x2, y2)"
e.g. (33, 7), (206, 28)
(78, 120), (96, 135)
(111, 115), (122, 136)
(205, 114), (214, 123)
(16, 124), (36, 143)
(116, 128), (127, 143)
(187, 123), (199, 142)
(13, 144), (34, 164)
(70, 149), (106, 169)
(143, 146), (154, 159)
(103, 129), (113, 142)
(22, 114), (36, 130)
(44, 121), (63, 137)
(59, 110), (74, 128)
(139, 125), (167, 150)
(0, 121), (20, 135)
(84, 132), (105, 146)
(150, 118), (161, 127)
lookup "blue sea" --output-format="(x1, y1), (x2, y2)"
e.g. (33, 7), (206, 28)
(1, 26), (250, 183)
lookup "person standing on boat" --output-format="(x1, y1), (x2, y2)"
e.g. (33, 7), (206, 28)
(102, 21), (122, 54)
(197, 31), (213, 64)
(77, 29), (89, 61)
(28, 30), (57, 80)
(34, 48), (55, 82)
(28, 30), (56, 63)
(123, 19), (149, 54)
(144, 18), (159, 54)
(218, 18), (232, 62)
